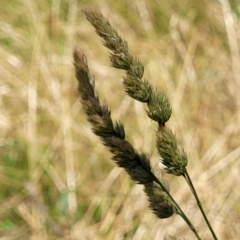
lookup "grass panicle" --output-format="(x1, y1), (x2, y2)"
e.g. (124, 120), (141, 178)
(74, 46), (158, 186)
(76, 7), (219, 240)
(82, 7), (172, 126)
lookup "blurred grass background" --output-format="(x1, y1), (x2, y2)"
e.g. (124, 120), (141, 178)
(1, 0), (240, 239)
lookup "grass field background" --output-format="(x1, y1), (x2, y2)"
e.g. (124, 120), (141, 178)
(1, 0), (240, 239)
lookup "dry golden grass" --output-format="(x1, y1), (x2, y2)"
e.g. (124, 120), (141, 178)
(1, 0), (240, 239)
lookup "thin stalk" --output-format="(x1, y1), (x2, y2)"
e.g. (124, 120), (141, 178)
(150, 175), (202, 240)
(183, 170), (218, 240)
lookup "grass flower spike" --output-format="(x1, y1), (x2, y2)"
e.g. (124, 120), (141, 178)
(75, 7), (218, 240)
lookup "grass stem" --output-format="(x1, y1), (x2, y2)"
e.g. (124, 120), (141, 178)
(183, 170), (218, 240)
